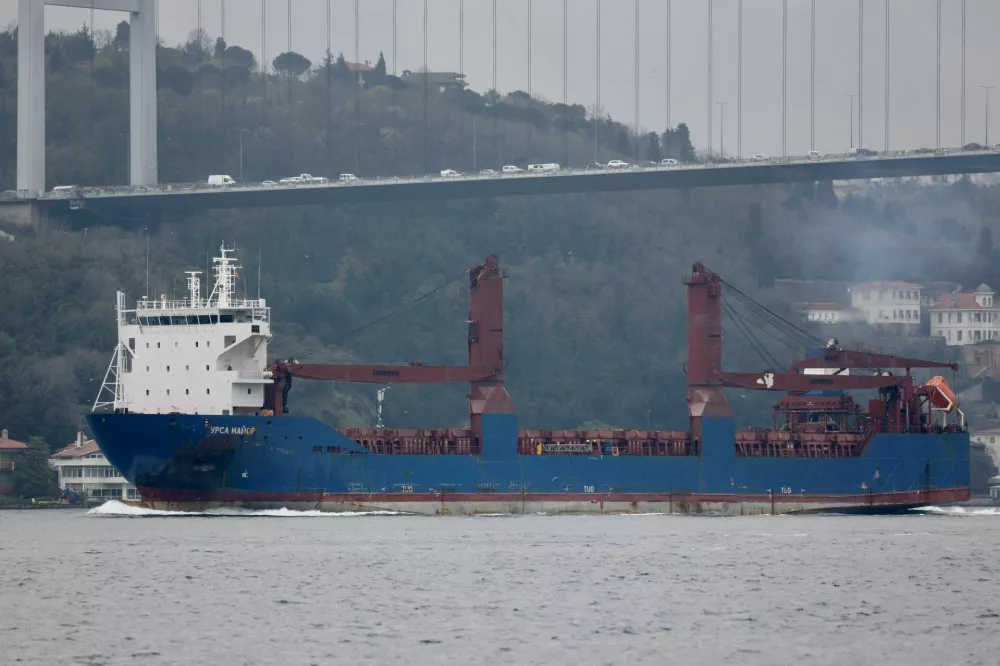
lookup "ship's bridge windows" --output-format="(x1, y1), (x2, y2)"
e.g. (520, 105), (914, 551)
(220, 315), (234, 323)
(171, 317), (186, 326)
(199, 316), (212, 325)
(159, 317), (170, 325)
(186, 316), (199, 325)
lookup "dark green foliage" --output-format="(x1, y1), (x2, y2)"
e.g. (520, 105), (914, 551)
(272, 51), (312, 78)
(374, 52), (387, 78)
(13, 437), (59, 498)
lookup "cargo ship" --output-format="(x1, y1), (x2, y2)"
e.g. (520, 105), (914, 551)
(85, 246), (970, 515)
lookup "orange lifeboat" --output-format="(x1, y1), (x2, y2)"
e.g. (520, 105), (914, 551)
(923, 376), (957, 413)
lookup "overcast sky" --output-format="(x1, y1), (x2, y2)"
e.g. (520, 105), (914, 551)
(5, 0), (1000, 157)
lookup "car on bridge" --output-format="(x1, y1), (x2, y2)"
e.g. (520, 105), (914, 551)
(807, 150), (826, 160)
(479, 169), (498, 176)
(660, 158), (680, 167)
(501, 165), (524, 174)
(751, 154), (769, 162)
(854, 148), (878, 157)
(441, 169), (462, 178)
(607, 160), (630, 169)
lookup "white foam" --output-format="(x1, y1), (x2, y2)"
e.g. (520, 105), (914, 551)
(911, 505), (1000, 516)
(87, 500), (403, 518)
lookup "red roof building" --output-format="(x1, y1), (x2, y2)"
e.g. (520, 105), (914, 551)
(929, 284), (1000, 346)
(0, 428), (28, 494)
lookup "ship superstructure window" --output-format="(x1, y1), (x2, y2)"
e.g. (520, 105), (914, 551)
(196, 342), (199, 348)
(146, 390), (149, 395)
(128, 338), (135, 350)
(166, 366), (170, 372)
(225, 335), (236, 347)
(186, 389), (189, 395)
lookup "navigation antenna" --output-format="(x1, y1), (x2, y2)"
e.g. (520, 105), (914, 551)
(186, 271), (202, 307)
(208, 244), (241, 308)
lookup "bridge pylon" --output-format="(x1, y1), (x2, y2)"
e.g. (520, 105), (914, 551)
(17, 0), (158, 197)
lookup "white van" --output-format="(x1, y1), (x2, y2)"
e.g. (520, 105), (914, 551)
(339, 174), (359, 183)
(527, 163), (559, 173)
(207, 175), (236, 187)
(440, 169), (461, 178)
(502, 165), (524, 173)
(51, 185), (79, 194)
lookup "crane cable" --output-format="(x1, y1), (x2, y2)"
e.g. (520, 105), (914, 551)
(722, 296), (783, 370)
(293, 269), (469, 361)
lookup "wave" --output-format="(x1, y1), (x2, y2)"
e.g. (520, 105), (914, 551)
(911, 505), (1000, 516)
(86, 500), (403, 518)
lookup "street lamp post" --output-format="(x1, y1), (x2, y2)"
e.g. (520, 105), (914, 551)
(844, 93), (858, 150)
(235, 128), (250, 184)
(716, 101), (728, 159)
(981, 85), (995, 147)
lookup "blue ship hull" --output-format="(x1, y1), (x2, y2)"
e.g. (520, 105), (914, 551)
(85, 411), (970, 515)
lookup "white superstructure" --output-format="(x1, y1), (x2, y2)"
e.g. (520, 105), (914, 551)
(94, 245), (273, 415)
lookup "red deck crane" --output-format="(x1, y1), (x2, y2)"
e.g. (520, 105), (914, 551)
(263, 255), (515, 447)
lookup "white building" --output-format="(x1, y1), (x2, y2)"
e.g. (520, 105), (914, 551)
(928, 284), (1000, 346)
(800, 302), (864, 325)
(95, 245), (273, 416)
(848, 281), (923, 335)
(49, 432), (139, 503)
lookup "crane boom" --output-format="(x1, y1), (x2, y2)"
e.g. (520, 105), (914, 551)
(280, 362), (499, 384)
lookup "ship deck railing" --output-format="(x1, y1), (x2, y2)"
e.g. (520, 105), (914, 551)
(135, 298), (268, 312)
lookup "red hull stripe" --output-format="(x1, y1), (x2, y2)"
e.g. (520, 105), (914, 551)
(138, 487), (970, 506)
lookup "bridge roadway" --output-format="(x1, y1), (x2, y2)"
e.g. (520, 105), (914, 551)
(6, 148), (1000, 219)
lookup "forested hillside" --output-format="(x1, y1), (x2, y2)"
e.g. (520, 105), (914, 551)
(1, 22), (999, 488)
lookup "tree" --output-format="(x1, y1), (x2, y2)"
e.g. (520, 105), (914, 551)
(662, 123), (696, 163)
(224, 45), (256, 70)
(214, 37), (227, 61)
(112, 20), (129, 51)
(374, 51), (387, 78)
(272, 51), (312, 78)
(334, 52), (350, 81)
(12, 436), (57, 499)
(815, 180), (839, 208)
(645, 132), (662, 163)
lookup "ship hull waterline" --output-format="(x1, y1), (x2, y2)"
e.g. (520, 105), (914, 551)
(126, 488), (968, 516)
